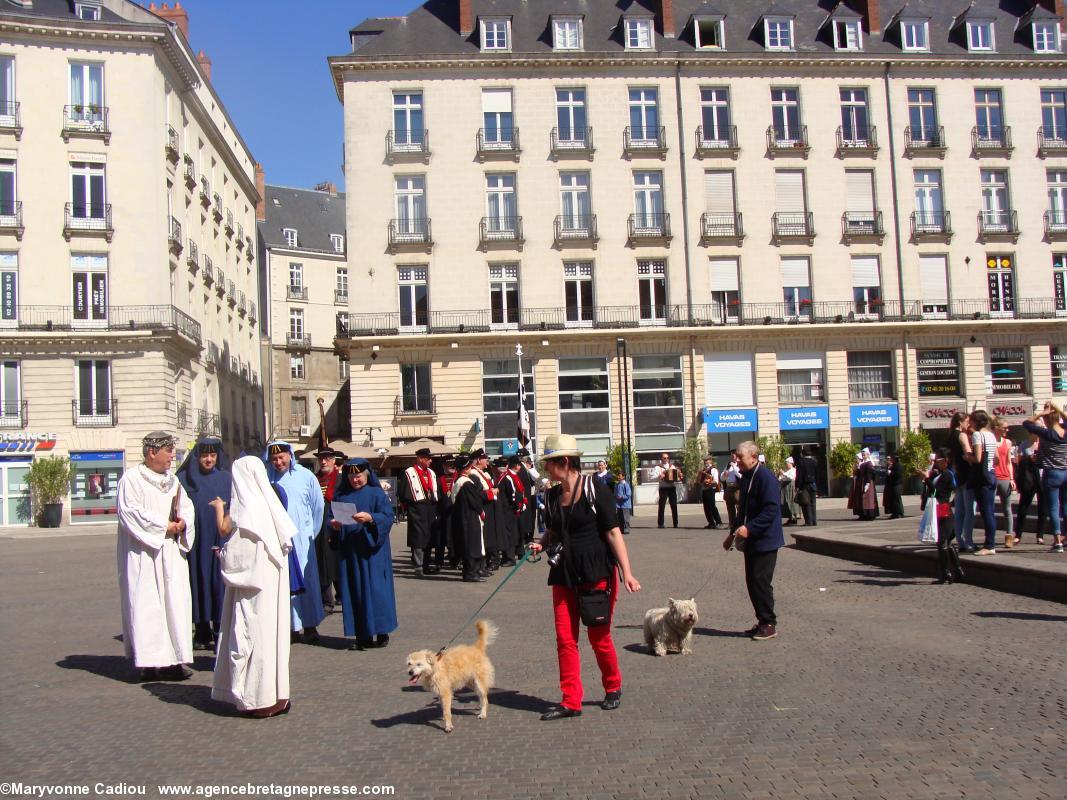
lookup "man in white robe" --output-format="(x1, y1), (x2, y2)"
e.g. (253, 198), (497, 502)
(116, 431), (196, 681)
(211, 456), (295, 717)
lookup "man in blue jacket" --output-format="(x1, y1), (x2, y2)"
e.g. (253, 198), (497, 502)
(723, 441), (785, 641)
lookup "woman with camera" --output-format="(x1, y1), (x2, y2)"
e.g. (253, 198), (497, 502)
(529, 435), (641, 721)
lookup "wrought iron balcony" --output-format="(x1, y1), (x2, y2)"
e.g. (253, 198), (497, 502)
(479, 216), (524, 248)
(386, 129), (430, 159)
(0, 200), (24, 239)
(841, 211), (885, 243)
(910, 210), (952, 240)
(168, 216), (183, 255)
(237, 290), (247, 315)
(64, 203), (113, 241)
(215, 270), (227, 296)
(977, 210), (1019, 241)
(183, 161), (196, 189)
(199, 177), (211, 207)
(203, 257), (215, 285)
(62, 104), (110, 142)
(550, 126), (594, 158)
(836, 125), (878, 156)
(388, 218), (433, 251)
(334, 290), (348, 305)
(627, 213), (671, 243)
(554, 214), (598, 246)
(0, 101), (22, 138)
(286, 333), (312, 350)
(212, 194), (223, 220)
(1, 304), (200, 343)
(771, 212), (815, 244)
(904, 125), (946, 156)
(165, 125), (179, 162)
(766, 125), (810, 157)
(236, 224), (245, 248)
(699, 212), (744, 243)
(476, 127), (520, 159)
(695, 125), (739, 158)
(623, 125), (667, 156)
(186, 240), (199, 272)
(226, 279), (236, 305)
(394, 394), (437, 417)
(0, 400), (27, 429)
(224, 210), (234, 236)
(245, 240), (254, 261)
(1045, 209), (1067, 239)
(1038, 127), (1067, 156)
(287, 285), (308, 302)
(972, 126), (1013, 156)
(73, 399), (117, 427)
(248, 302), (257, 323)
(196, 409), (221, 436)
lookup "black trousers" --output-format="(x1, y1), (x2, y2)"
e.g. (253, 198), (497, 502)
(1015, 487), (1047, 538)
(701, 488), (722, 526)
(724, 486), (740, 530)
(657, 486), (678, 527)
(935, 513), (963, 580)
(743, 549), (778, 626)
(799, 489), (817, 526)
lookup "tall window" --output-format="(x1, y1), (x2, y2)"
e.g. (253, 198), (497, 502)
(974, 89), (1004, 143)
(392, 92), (424, 148)
(628, 88), (659, 142)
(553, 17), (582, 50)
(0, 158), (15, 220)
(781, 257), (812, 318)
(638, 259), (667, 323)
(908, 89), (938, 142)
(555, 88), (587, 143)
(0, 56), (14, 120)
(625, 18), (653, 50)
(564, 262), (594, 325)
(632, 171), (663, 228)
(72, 253), (107, 324)
(70, 161), (105, 221)
(283, 228), (298, 247)
(485, 173), (517, 233)
(558, 357), (610, 457)
(68, 62), (103, 122)
(0, 252), (16, 323)
(482, 89), (514, 145)
(76, 359), (111, 417)
(851, 256), (882, 317)
(839, 88), (870, 144)
(394, 175), (426, 236)
(336, 267), (348, 300)
(1053, 347), (1067, 392)
(1049, 170), (1067, 227)
(338, 356), (349, 382)
(398, 265), (428, 329)
(765, 18), (794, 50)
(0, 360), (19, 420)
(633, 355), (685, 454)
(914, 169), (945, 230)
(847, 352), (894, 400)
(1054, 254), (1067, 312)
(699, 88), (732, 145)
(289, 354), (305, 380)
(986, 254), (1015, 315)
(489, 263), (519, 326)
(986, 349), (1027, 395)
(919, 254), (949, 317)
(710, 257), (740, 323)
(901, 20), (929, 51)
(401, 363), (433, 412)
(980, 170), (1011, 231)
(559, 172), (591, 230)
(917, 350), (961, 396)
(288, 262), (303, 290)
(288, 308), (304, 339)
(1040, 89), (1067, 141)
(771, 88), (802, 142)
(482, 359), (536, 455)
(480, 18), (510, 51)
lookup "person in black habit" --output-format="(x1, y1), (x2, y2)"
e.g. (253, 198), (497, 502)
(470, 448), (499, 573)
(433, 456), (456, 571)
(516, 450), (537, 553)
(495, 455), (528, 567)
(397, 447), (440, 576)
(883, 454), (905, 519)
(795, 447), (820, 527)
(450, 455), (487, 582)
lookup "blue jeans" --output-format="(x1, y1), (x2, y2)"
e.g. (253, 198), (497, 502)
(1043, 468), (1067, 537)
(954, 485), (975, 549)
(974, 469), (997, 549)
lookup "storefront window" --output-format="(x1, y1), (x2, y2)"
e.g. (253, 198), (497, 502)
(1052, 346), (1067, 393)
(69, 450), (124, 523)
(482, 358), (535, 456)
(917, 349), (961, 396)
(777, 368), (824, 403)
(847, 351), (894, 400)
(985, 348), (1028, 396)
(558, 357), (610, 458)
(632, 355), (684, 455)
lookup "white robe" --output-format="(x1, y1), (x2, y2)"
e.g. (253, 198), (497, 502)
(211, 526), (290, 710)
(116, 465), (196, 668)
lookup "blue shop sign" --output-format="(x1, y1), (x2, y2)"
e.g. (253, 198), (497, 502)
(850, 403), (899, 428)
(779, 406), (829, 430)
(703, 408), (758, 432)
(501, 439), (519, 456)
(70, 451), (125, 462)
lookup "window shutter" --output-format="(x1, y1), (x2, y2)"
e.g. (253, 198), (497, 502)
(703, 171), (735, 214)
(780, 257), (810, 287)
(774, 170), (805, 213)
(482, 89), (513, 113)
(919, 255), (948, 304)
(709, 257), (739, 291)
(845, 170), (875, 214)
(776, 353), (823, 371)
(850, 256), (880, 287)
(704, 353), (754, 406)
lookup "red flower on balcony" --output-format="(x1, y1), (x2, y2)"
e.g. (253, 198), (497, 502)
(799, 299), (812, 306)
(870, 299), (884, 307)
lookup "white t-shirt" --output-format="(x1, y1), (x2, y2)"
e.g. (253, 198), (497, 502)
(971, 430), (997, 472)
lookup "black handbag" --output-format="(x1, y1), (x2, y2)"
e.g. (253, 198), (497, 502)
(578, 588), (612, 626)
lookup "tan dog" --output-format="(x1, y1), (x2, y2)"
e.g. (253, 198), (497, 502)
(406, 620), (496, 733)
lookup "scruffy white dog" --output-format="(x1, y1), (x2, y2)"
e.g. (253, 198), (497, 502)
(643, 597), (699, 656)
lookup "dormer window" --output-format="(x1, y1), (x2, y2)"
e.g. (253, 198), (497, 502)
(330, 234), (344, 253)
(553, 17), (583, 51)
(967, 21), (995, 52)
(480, 18), (511, 52)
(694, 17), (725, 50)
(283, 228), (298, 248)
(764, 17), (794, 51)
(625, 18), (654, 50)
(76, 3), (101, 20)
(900, 20), (929, 52)
(1034, 21), (1062, 53)
(833, 19), (863, 51)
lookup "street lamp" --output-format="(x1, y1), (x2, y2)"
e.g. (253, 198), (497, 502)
(616, 337), (633, 490)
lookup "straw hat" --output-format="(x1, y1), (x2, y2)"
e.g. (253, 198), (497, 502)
(539, 433), (583, 462)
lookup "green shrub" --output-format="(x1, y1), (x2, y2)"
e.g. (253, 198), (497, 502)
(606, 442), (638, 480)
(681, 435), (707, 493)
(754, 434), (789, 473)
(897, 428), (933, 478)
(829, 440), (861, 479)
(27, 456), (75, 510)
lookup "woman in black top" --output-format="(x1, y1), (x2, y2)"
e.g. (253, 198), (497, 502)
(882, 455), (905, 519)
(948, 412), (976, 552)
(530, 436), (641, 721)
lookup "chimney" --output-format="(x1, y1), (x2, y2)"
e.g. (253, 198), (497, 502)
(314, 181), (338, 197)
(196, 49), (212, 81)
(459, 0), (474, 36)
(857, 0), (882, 34)
(255, 163), (266, 222)
(152, 2), (190, 41)
(660, 0), (676, 38)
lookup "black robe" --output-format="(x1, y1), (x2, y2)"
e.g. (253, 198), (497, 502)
(472, 469), (498, 555)
(496, 471), (521, 556)
(453, 477), (486, 559)
(399, 467), (437, 549)
(883, 462), (905, 517)
(517, 465), (536, 543)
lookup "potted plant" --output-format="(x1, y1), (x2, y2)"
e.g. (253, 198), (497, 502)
(606, 442), (638, 484)
(755, 434), (789, 473)
(897, 428), (933, 495)
(828, 440), (861, 498)
(681, 435), (708, 502)
(27, 456), (75, 528)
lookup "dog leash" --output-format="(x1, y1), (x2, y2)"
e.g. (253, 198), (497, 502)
(437, 545), (535, 654)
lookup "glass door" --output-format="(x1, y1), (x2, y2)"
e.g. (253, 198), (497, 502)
(1, 459), (32, 526)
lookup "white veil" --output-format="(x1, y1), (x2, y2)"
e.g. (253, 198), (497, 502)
(228, 455), (296, 567)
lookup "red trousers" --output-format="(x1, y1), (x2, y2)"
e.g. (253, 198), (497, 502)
(551, 572), (621, 711)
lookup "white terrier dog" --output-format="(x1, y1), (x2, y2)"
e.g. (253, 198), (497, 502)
(643, 597), (699, 656)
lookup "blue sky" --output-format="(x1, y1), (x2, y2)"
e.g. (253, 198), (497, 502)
(176, 0), (418, 191)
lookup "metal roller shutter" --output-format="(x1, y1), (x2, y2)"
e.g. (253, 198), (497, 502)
(709, 257), (739, 291)
(850, 256), (880, 287)
(845, 170), (875, 214)
(780, 257), (810, 287)
(776, 353), (823, 370)
(481, 89), (512, 113)
(704, 353), (754, 407)
(919, 255), (948, 304)
(775, 170), (805, 213)
(703, 170), (735, 214)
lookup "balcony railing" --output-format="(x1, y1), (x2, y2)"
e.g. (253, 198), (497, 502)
(248, 302), (257, 323)
(771, 212), (815, 243)
(550, 126), (594, 157)
(0, 200), (24, 239)
(334, 290), (348, 305)
(627, 213), (671, 243)
(199, 177), (211, 207)
(978, 210), (1019, 240)
(226, 279), (236, 304)
(246, 239), (255, 261)
(212, 194), (223, 220)
(8, 304), (201, 344)
(203, 257), (214, 285)
(623, 125), (667, 156)
(0, 400), (28, 429)
(64, 203), (113, 241)
(479, 216), (524, 247)
(62, 105), (110, 142)
(972, 126), (1013, 156)
(196, 409), (221, 436)
(766, 125), (810, 156)
(699, 212), (744, 243)
(286, 285), (308, 301)
(394, 394), (437, 417)
(73, 399), (117, 427)
(1038, 127), (1067, 156)
(695, 125), (739, 158)
(386, 129), (430, 158)
(239, 292), (248, 316)
(841, 211), (885, 243)
(904, 125), (946, 155)
(836, 125), (878, 155)
(554, 214), (598, 245)
(388, 218), (432, 250)
(0, 101), (22, 138)
(167, 216), (183, 255)
(287, 333), (312, 349)
(215, 269), (227, 295)
(236, 224), (245, 249)
(165, 125), (179, 162)
(910, 210), (952, 239)
(1045, 209), (1067, 238)
(183, 161), (196, 189)
(186, 240), (199, 272)
(224, 210), (234, 236)
(476, 127), (520, 158)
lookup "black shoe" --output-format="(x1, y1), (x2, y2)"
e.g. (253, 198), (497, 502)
(348, 641), (363, 651)
(193, 639), (213, 652)
(540, 705), (582, 721)
(303, 627), (320, 645)
(657, 525), (665, 529)
(500, 558), (517, 567)
(463, 575), (487, 582)
(138, 667), (160, 682)
(423, 566), (440, 575)
(375, 634), (389, 648)
(158, 664), (194, 681)
(602, 690), (622, 710)
(354, 639), (373, 651)
(935, 577), (952, 585)
(703, 524), (714, 529)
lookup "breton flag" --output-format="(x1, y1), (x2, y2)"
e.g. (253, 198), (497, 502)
(516, 377), (530, 449)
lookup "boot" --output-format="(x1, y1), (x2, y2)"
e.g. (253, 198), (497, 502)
(936, 547), (952, 583)
(948, 547), (965, 582)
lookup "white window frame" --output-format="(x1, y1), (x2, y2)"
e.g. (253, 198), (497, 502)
(337, 356), (349, 382)
(480, 17), (511, 52)
(282, 227), (298, 248)
(833, 19), (863, 51)
(75, 3), (101, 20)
(68, 61), (104, 123)
(489, 263), (520, 329)
(625, 18), (654, 51)
(1034, 21), (1062, 54)
(694, 17), (725, 50)
(71, 253), (107, 327)
(0, 360), (20, 418)
(901, 20), (929, 52)
(0, 252), (16, 326)
(638, 259), (668, 325)
(398, 265), (428, 331)
(289, 354), (305, 380)
(553, 17), (583, 51)
(967, 21), (995, 52)
(330, 234), (344, 253)
(74, 359), (112, 419)
(564, 261), (595, 327)
(764, 17), (794, 51)
(289, 308), (304, 338)
(336, 266), (348, 299)
(288, 262), (303, 291)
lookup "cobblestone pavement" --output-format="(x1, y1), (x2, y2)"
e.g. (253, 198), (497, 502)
(1, 505), (1065, 800)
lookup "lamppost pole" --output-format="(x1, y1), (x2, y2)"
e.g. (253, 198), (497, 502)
(616, 337), (633, 489)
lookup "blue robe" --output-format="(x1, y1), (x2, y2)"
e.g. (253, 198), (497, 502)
(329, 483), (397, 639)
(177, 465), (231, 628)
(267, 455), (325, 631)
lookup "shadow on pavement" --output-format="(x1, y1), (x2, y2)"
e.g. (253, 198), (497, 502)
(973, 611), (1067, 622)
(56, 654), (140, 684)
(835, 578), (925, 587)
(694, 626), (750, 638)
(142, 682), (238, 716)
(836, 568), (918, 579)
(373, 687), (551, 730)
